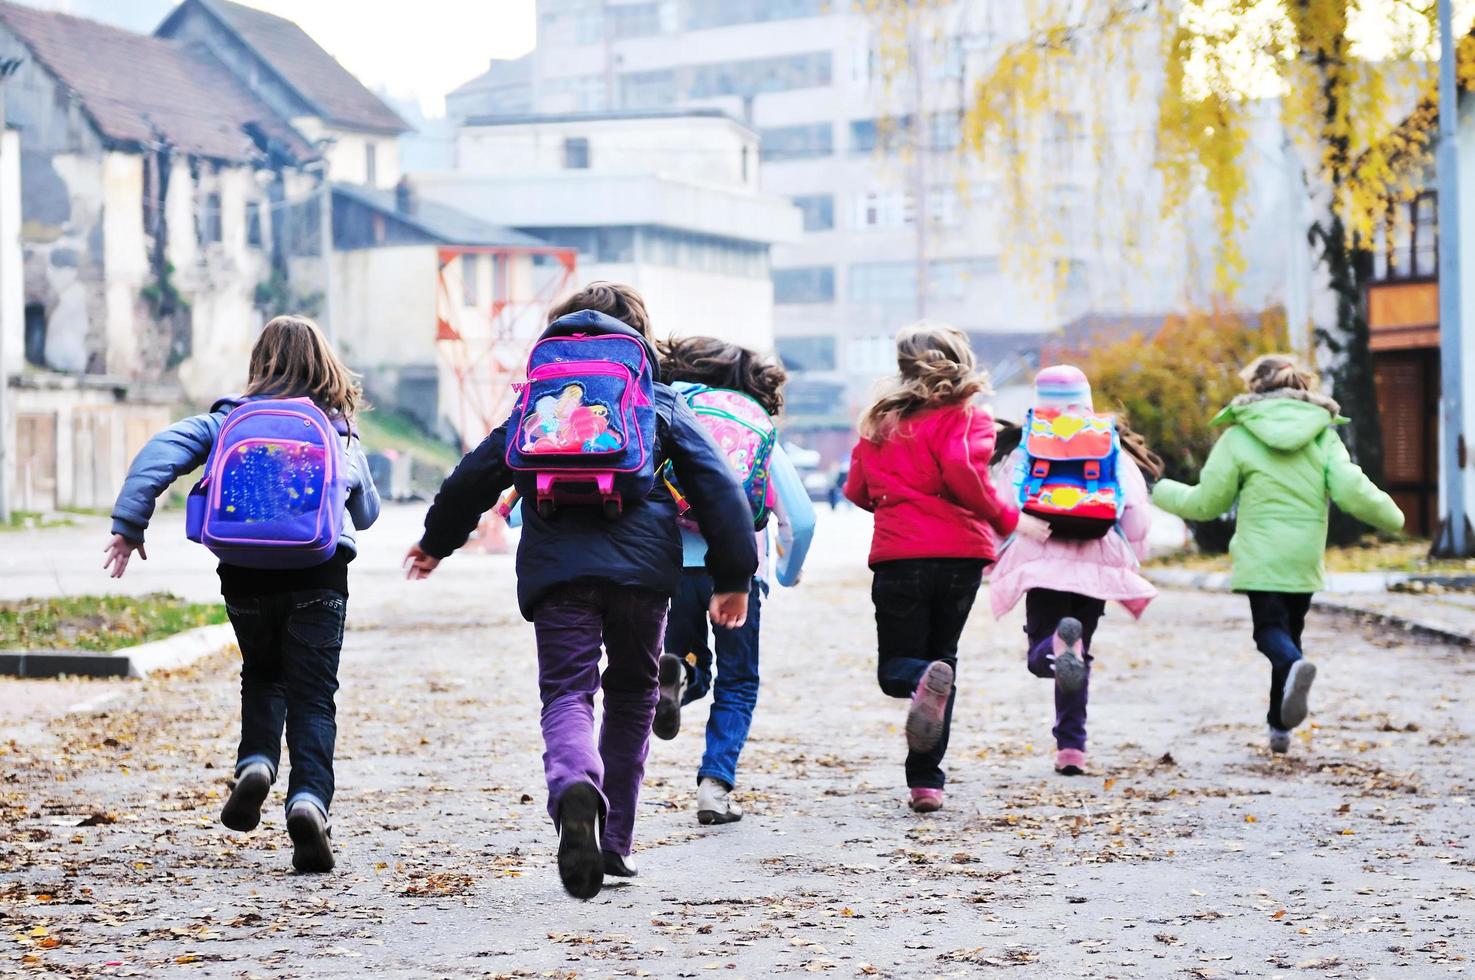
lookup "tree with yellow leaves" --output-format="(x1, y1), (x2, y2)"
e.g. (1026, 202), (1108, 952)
(870, 0), (1453, 486)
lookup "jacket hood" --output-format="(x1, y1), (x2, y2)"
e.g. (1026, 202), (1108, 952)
(542, 309), (661, 374)
(1211, 388), (1345, 451)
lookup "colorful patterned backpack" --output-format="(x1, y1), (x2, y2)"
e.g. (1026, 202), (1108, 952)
(664, 383), (777, 527)
(504, 313), (657, 519)
(185, 398), (348, 568)
(1019, 407), (1122, 539)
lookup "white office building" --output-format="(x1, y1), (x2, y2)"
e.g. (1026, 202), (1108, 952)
(415, 107), (800, 353)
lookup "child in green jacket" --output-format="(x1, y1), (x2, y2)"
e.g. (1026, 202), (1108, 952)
(1153, 355), (1405, 754)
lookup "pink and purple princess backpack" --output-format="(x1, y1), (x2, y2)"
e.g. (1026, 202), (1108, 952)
(185, 398), (349, 568)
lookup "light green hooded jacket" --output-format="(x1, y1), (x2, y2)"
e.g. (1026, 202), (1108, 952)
(1152, 389), (1405, 593)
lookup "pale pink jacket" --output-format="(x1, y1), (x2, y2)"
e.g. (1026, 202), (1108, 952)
(989, 453), (1158, 620)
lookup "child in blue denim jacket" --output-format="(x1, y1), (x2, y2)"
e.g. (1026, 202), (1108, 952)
(105, 315), (379, 873)
(652, 337), (816, 825)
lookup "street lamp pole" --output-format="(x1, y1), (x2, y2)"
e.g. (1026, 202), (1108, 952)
(1434, 0), (1468, 556)
(0, 57), (23, 527)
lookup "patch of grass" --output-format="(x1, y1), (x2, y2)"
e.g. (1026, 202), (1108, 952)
(0, 593), (227, 653)
(1150, 536), (1475, 575)
(357, 408), (462, 471)
(0, 510), (76, 533)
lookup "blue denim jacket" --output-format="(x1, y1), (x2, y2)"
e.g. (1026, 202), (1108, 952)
(110, 397), (380, 553)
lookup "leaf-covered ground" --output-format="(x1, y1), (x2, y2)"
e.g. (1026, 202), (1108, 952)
(2, 508), (1472, 977)
(0, 595), (227, 653)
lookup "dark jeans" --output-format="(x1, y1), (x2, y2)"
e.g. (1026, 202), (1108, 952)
(224, 589), (347, 817)
(1246, 591), (1311, 730)
(871, 558), (985, 790)
(1024, 588), (1106, 751)
(664, 571), (766, 789)
(533, 583), (668, 857)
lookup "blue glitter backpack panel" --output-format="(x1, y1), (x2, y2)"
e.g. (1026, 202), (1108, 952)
(186, 398), (348, 568)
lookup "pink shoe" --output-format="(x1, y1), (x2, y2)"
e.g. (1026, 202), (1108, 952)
(906, 661), (954, 753)
(909, 787), (944, 813)
(1054, 748), (1087, 776)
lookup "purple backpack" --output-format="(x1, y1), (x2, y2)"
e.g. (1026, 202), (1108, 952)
(505, 313), (657, 520)
(186, 398), (348, 568)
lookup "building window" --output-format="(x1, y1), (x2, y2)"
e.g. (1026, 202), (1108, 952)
(742, 145), (750, 182)
(200, 192), (223, 245)
(365, 143), (378, 186)
(684, 0), (826, 29)
(850, 116), (911, 155)
(246, 201), (263, 248)
(610, 1), (664, 38)
(1047, 112), (1083, 173)
(926, 258), (1001, 302)
(23, 304), (46, 367)
(759, 123), (833, 161)
(1412, 192), (1438, 278)
(463, 254), (479, 307)
(620, 69), (677, 108)
(777, 335), (837, 372)
(928, 111), (963, 151)
(1376, 191), (1438, 282)
(848, 262), (915, 305)
(563, 137), (591, 169)
(849, 335), (898, 373)
(773, 266), (835, 304)
(686, 51), (832, 99)
(856, 189), (914, 229)
(792, 194), (834, 231)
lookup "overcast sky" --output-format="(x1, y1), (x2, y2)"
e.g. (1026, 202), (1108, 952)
(23, 0), (537, 116)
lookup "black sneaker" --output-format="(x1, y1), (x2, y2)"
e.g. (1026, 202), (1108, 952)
(557, 782), (604, 900)
(602, 850), (637, 878)
(1053, 618), (1087, 696)
(285, 801), (334, 873)
(220, 763), (272, 833)
(653, 654), (687, 741)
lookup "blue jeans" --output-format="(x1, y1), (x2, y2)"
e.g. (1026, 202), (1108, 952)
(224, 589), (347, 817)
(664, 571), (765, 789)
(1246, 591), (1311, 730)
(871, 558), (985, 790)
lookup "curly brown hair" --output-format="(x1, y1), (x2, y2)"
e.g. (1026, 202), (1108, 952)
(547, 281), (652, 338)
(858, 322), (988, 442)
(658, 335), (788, 415)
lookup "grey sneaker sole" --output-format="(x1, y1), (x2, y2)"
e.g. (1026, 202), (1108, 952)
(1053, 618), (1086, 695)
(557, 783), (604, 900)
(220, 767), (271, 833)
(286, 805), (334, 873)
(1268, 729), (1291, 754)
(1280, 660), (1317, 729)
(653, 654), (685, 741)
(697, 807), (743, 826)
(906, 661), (954, 754)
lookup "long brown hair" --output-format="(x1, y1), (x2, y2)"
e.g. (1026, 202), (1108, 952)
(658, 335), (788, 415)
(547, 281), (652, 339)
(243, 314), (362, 419)
(858, 322), (988, 442)
(1241, 353), (1316, 394)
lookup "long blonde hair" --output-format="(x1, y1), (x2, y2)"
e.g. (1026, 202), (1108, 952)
(858, 323), (988, 442)
(243, 315), (362, 419)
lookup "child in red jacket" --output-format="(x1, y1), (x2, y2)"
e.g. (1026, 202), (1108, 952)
(846, 323), (1019, 813)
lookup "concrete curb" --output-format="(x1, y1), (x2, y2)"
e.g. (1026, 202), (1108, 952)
(1147, 570), (1475, 646)
(0, 623), (236, 679)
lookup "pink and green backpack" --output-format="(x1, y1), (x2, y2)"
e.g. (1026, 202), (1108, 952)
(664, 383), (777, 527)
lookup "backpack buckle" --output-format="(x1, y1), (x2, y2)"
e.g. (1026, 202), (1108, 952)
(1031, 460), (1050, 479)
(1083, 461), (1100, 481)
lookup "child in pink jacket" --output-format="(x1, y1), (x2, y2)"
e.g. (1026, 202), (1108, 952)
(989, 366), (1162, 775)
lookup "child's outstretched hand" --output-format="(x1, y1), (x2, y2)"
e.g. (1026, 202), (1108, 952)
(103, 534), (146, 579)
(709, 591), (749, 629)
(1016, 513), (1053, 543)
(403, 543), (441, 580)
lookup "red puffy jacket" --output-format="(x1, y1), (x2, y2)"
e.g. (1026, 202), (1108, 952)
(845, 403), (1019, 566)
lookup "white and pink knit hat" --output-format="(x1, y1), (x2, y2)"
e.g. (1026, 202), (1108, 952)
(1033, 364), (1093, 411)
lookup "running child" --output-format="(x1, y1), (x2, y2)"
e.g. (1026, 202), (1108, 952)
(402, 283), (757, 899)
(845, 323), (1018, 813)
(1152, 354), (1404, 753)
(989, 365), (1162, 776)
(652, 336), (817, 825)
(105, 315), (380, 872)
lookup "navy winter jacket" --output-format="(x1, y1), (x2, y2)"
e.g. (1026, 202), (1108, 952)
(418, 316), (759, 620)
(110, 397), (381, 553)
